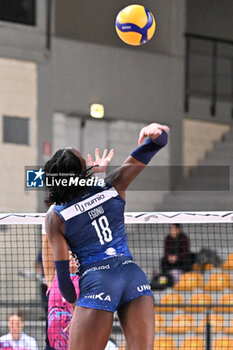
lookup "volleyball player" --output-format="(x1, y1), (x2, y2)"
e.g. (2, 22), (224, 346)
(42, 149), (115, 350)
(44, 122), (169, 350)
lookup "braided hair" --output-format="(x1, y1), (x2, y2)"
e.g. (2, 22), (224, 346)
(44, 149), (92, 205)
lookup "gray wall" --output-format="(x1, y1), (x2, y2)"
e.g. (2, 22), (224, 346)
(54, 0), (185, 56)
(37, 0), (186, 210)
(187, 0), (233, 41)
(51, 39), (182, 124)
(0, 0), (47, 61)
(186, 0), (233, 122)
(0, 0), (186, 212)
(1, 0), (232, 211)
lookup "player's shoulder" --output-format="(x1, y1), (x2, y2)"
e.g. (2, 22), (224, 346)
(45, 204), (56, 221)
(46, 204), (62, 223)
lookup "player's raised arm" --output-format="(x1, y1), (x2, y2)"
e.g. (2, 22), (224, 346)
(106, 123), (169, 198)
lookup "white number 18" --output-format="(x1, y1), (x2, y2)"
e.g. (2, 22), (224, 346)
(91, 215), (113, 245)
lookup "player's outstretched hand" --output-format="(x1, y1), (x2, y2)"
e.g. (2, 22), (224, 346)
(138, 123), (169, 146)
(88, 148), (114, 173)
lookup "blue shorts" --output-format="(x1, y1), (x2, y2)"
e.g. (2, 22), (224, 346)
(77, 256), (153, 312)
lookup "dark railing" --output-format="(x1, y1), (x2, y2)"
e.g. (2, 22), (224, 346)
(184, 33), (233, 118)
(46, 0), (52, 50)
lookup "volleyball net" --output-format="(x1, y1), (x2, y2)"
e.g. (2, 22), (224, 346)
(1, 212), (233, 349)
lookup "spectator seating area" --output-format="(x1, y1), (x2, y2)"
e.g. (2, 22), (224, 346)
(151, 253), (233, 349)
(119, 253), (233, 349)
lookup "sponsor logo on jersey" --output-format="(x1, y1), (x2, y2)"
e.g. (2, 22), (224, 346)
(75, 194), (105, 213)
(137, 284), (151, 292)
(105, 247), (116, 256)
(82, 264), (110, 276)
(60, 187), (119, 220)
(84, 292), (111, 301)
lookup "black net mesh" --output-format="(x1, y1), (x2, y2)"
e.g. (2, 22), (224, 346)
(1, 216), (233, 349)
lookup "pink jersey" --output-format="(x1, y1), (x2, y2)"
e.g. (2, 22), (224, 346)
(47, 274), (79, 350)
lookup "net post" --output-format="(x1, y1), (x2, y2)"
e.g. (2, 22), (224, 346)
(206, 307), (211, 350)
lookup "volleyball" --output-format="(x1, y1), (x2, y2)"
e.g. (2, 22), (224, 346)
(115, 5), (156, 46)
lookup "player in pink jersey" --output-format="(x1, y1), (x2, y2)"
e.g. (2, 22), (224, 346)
(44, 248), (80, 350)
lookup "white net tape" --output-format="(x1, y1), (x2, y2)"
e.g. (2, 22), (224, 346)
(0, 211), (233, 225)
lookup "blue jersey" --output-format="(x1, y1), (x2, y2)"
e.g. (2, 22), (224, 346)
(53, 183), (133, 271)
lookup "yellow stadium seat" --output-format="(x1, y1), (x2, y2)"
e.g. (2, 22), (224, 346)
(166, 314), (195, 334)
(155, 314), (166, 332)
(179, 336), (204, 350)
(118, 341), (126, 350)
(224, 318), (233, 334)
(184, 293), (212, 313)
(155, 293), (184, 313)
(195, 314), (224, 334)
(192, 263), (201, 271)
(193, 263), (215, 272)
(173, 272), (204, 291)
(204, 273), (232, 292)
(154, 336), (177, 350)
(213, 294), (233, 313)
(222, 254), (233, 271)
(212, 336), (233, 350)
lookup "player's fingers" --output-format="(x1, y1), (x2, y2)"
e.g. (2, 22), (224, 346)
(159, 124), (170, 132)
(138, 128), (146, 146)
(107, 149), (114, 161)
(148, 124), (169, 139)
(87, 154), (93, 166)
(138, 124), (169, 145)
(95, 148), (100, 160)
(155, 129), (162, 137)
(102, 149), (108, 159)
